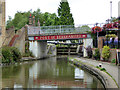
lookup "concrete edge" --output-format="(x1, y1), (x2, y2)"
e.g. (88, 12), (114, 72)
(0, 55), (57, 67)
(68, 57), (118, 89)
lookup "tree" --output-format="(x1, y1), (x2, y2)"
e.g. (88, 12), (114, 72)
(12, 12), (28, 30)
(43, 12), (57, 26)
(32, 8), (44, 26)
(80, 25), (91, 31)
(6, 16), (14, 29)
(6, 8), (58, 30)
(57, 0), (74, 25)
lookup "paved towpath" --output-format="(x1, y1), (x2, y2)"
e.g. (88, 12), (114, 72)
(71, 56), (120, 88)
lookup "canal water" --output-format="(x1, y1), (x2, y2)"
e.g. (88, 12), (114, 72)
(2, 57), (104, 88)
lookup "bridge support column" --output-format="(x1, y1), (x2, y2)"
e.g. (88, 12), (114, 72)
(83, 38), (93, 57)
(29, 41), (47, 58)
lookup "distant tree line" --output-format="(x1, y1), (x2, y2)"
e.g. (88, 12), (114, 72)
(6, 0), (74, 30)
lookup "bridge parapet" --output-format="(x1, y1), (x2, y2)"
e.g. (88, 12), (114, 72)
(28, 25), (94, 36)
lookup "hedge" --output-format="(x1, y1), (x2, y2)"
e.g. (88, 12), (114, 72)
(2, 46), (22, 63)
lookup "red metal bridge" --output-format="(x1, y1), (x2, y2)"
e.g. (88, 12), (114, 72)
(27, 24), (104, 41)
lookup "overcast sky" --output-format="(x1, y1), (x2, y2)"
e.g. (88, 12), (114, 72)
(6, 0), (120, 25)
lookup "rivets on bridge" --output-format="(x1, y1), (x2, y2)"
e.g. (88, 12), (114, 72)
(36, 37), (38, 39)
(83, 35), (86, 37)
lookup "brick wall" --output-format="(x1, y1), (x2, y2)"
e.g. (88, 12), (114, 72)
(3, 28), (15, 46)
(109, 49), (117, 61)
(98, 36), (105, 49)
(13, 27), (25, 54)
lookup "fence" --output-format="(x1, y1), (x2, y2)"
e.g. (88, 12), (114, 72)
(28, 24), (105, 35)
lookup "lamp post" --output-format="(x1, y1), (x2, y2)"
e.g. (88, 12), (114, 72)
(95, 23), (98, 48)
(118, 1), (120, 49)
(106, 19), (111, 46)
(110, 1), (112, 19)
(118, 17), (120, 49)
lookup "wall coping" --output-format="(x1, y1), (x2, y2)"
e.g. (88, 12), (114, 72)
(68, 57), (118, 88)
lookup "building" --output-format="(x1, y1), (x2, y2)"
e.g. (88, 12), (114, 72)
(0, 0), (6, 47)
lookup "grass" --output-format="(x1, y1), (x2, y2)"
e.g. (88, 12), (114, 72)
(96, 66), (118, 87)
(96, 66), (106, 71)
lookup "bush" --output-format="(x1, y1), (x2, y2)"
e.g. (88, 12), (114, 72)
(111, 58), (116, 63)
(25, 42), (29, 53)
(86, 46), (93, 58)
(10, 47), (22, 62)
(102, 46), (110, 61)
(93, 48), (100, 60)
(2, 46), (13, 63)
(2, 46), (22, 63)
(22, 51), (34, 57)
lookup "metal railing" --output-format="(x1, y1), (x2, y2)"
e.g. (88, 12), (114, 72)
(28, 24), (105, 35)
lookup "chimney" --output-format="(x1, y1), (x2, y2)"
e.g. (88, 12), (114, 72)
(37, 19), (40, 27)
(29, 13), (32, 25)
(32, 16), (35, 26)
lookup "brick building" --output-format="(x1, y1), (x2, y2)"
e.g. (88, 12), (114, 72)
(0, 0), (6, 47)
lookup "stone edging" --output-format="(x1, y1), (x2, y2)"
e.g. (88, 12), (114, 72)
(68, 57), (118, 89)
(0, 56), (54, 67)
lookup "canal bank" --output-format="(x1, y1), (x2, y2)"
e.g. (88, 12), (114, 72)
(68, 57), (118, 88)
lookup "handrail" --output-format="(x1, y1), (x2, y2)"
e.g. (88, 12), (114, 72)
(28, 25), (94, 35)
(2, 29), (15, 46)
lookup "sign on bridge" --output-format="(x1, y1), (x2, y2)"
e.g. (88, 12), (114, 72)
(34, 34), (87, 41)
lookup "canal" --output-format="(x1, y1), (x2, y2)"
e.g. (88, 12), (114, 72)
(2, 57), (104, 88)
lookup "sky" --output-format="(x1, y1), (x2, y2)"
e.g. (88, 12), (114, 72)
(6, 0), (120, 26)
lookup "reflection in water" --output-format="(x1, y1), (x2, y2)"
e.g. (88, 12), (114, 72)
(75, 68), (84, 79)
(2, 57), (104, 88)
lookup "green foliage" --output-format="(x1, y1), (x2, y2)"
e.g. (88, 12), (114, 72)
(96, 66), (106, 71)
(10, 47), (22, 62)
(111, 58), (116, 63)
(25, 42), (29, 53)
(100, 68), (106, 71)
(6, 1), (74, 30)
(96, 66), (99, 68)
(2, 46), (13, 63)
(32, 9), (44, 26)
(22, 51), (34, 57)
(6, 16), (14, 29)
(71, 40), (75, 43)
(2, 46), (22, 63)
(6, 9), (58, 30)
(57, 1), (74, 25)
(106, 34), (116, 39)
(23, 42), (34, 57)
(56, 44), (59, 47)
(102, 46), (110, 61)
(111, 17), (118, 22)
(79, 25), (91, 31)
(43, 12), (57, 26)
(93, 48), (100, 60)
(13, 12), (28, 30)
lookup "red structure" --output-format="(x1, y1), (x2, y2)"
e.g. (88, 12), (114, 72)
(34, 34), (87, 41)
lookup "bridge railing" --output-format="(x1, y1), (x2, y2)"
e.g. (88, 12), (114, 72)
(28, 26), (40, 35)
(40, 25), (75, 34)
(28, 24), (105, 35)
